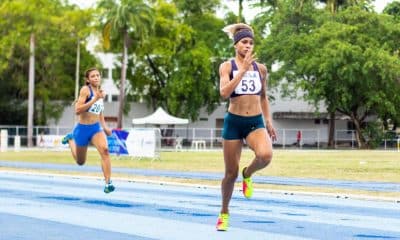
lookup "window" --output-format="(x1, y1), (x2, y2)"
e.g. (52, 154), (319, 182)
(112, 69), (118, 79)
(102, 69), (109, 79)
(112, 95), (119, 102)
(347, 121), (355, 130)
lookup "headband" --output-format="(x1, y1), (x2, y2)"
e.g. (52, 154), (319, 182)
(233, 30), (254, 44)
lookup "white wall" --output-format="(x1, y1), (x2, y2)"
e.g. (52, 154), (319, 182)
(96, 53), (119, 100)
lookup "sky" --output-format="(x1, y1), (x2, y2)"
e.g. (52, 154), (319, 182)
(374, 0), (395, 12)
(69, 0), (395, 18)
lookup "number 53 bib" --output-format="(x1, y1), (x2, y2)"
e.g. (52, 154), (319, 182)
(233, 70), (262, 95)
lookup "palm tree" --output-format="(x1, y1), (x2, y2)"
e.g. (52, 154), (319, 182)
(98, 0), (154, 129)
(27, 33), (35, 147)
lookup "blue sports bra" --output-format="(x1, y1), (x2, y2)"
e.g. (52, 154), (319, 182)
(85, 85), (104, 115)
(229, 59), (262, 98)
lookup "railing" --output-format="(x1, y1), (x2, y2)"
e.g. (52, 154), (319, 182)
(0, 125), (71, 147)
(0, 125), (398, 151)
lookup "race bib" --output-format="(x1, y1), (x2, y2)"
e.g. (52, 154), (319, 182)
(87, 98), (104, 115)
(233, 70), (262, 95)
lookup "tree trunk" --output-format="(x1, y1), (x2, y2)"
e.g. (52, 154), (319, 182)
(327, 0), (337, 13)
(75, 37), (80, 123)
(238, 0), (243, 22)
(350, 113), (367, 148)
(27, 33), (35, 147)
(327, 111), (335, 148)
(117, 31), (128, 129)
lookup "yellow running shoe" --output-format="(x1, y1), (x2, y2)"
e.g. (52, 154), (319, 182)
(242, 167), (253, 198)
(216, 213), (229, 231)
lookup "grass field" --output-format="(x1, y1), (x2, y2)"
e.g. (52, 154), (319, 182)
(1, 149), (399, 198)
(1, 149), (399, 182)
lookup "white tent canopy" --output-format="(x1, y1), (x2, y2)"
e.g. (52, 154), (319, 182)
(132, 107), (189, 125)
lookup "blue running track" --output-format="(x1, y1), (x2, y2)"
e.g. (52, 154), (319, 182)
(0, 169), (399, 240)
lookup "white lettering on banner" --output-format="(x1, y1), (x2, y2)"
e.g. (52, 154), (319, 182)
(233, 70), (261, 95)
(126, 129), (156, 158)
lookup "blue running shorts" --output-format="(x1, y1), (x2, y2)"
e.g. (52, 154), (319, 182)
(73, 122), (103, 147)
(222, 112), (265, 140)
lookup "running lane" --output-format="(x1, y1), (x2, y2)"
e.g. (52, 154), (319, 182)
(0, 171), (399, 240)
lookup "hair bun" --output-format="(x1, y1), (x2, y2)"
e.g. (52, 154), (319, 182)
(222, 23), (254, 39)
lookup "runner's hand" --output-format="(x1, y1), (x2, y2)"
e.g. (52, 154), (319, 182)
(240, 49), (257, 72)
(267, 122), (277, 141)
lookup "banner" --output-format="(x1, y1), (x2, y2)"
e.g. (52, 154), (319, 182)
(126, 128), (156, 158)
(36, 134), (64, 148)
(107, 129), (129, 155)
(107, 128), (156, 158)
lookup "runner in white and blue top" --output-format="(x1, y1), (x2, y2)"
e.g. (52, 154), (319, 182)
(86, 85), (104, 115)
(61, 67), (115, 194)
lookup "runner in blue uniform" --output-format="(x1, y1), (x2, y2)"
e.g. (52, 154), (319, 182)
(62, 67), (115, 193)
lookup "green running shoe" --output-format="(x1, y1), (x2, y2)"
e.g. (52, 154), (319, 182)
(104, 181), (115, 194)
(216, 213), (229, 231)
(61, 133), (73, 145)
(242, 167), (253, 199)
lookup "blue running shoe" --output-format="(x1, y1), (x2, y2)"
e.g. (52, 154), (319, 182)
(104, 181), (115, 194)
(61, 133), (73, 145)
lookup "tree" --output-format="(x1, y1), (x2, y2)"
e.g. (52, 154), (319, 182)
(384, 1), (400, 20)
(124, 0), (224, 120)
(305, 9), (400, 147)
(0, 0), (97, 144)
(259, 1), (400, 148)
(314, 0), (373, 147)
(97, 0), (155, 129)
(383, 0), (400, 130)
(58, 6), (95, 116)
(95, 0), (231, 122)
(1, 0), (61, 146)
(317, 0), (372, 13)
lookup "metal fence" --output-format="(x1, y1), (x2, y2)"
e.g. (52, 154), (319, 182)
(0, 125), (399, 151)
